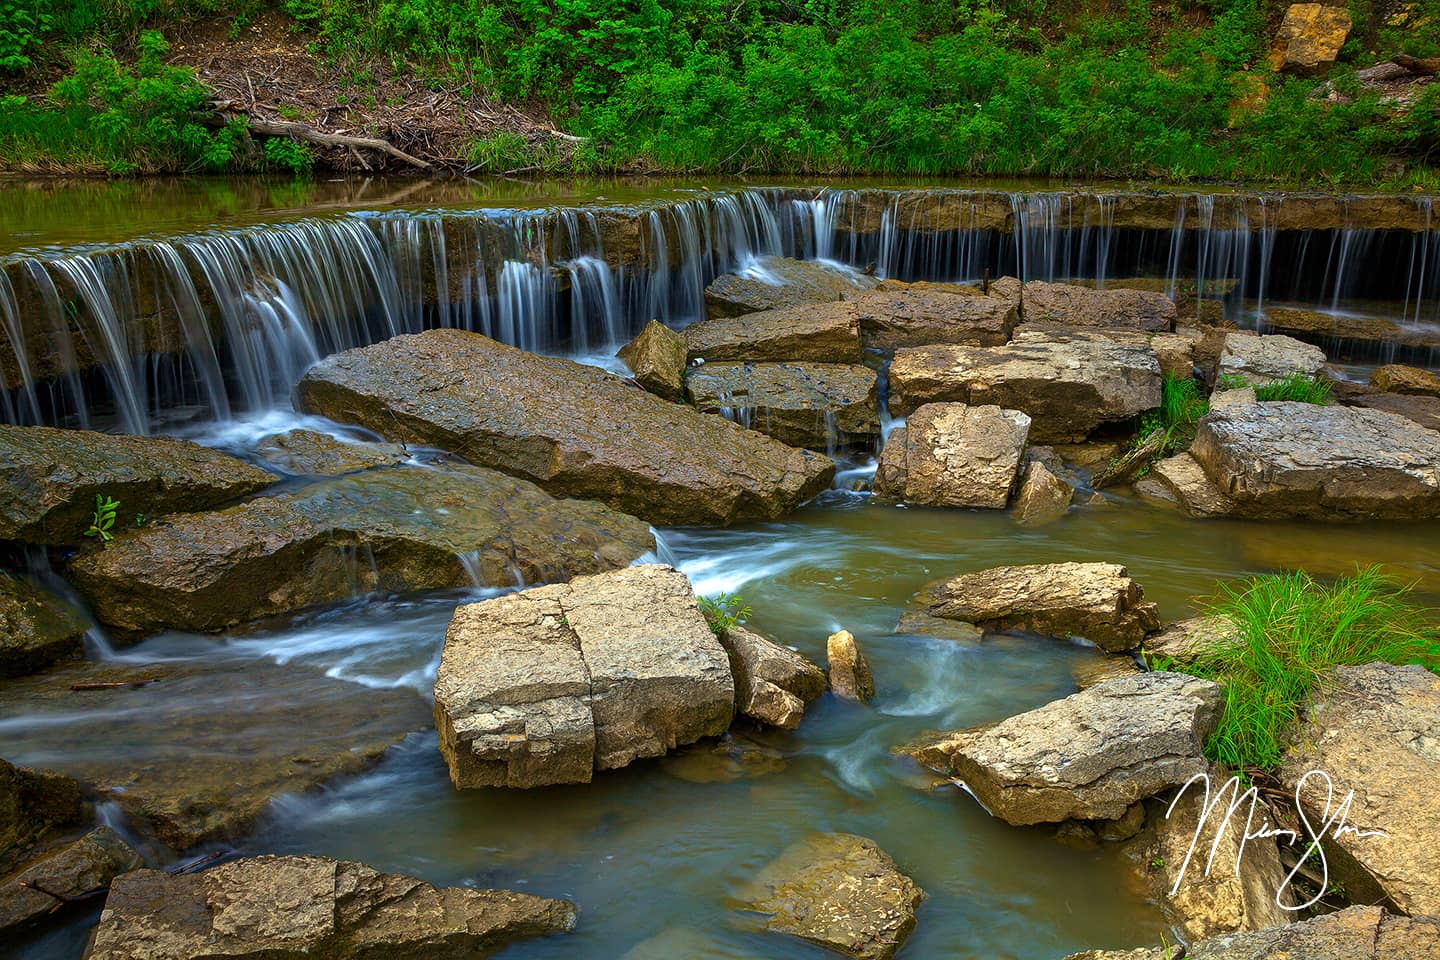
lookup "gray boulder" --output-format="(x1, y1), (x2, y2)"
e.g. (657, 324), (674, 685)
(0, 827), (142, 936)
(874, 403), (1030, 508)
(252, 429), (406, 476)
(684, 301), (864, 364)
(1022, 281), (1175, 331)
(1218, 333), (1326, 386)
(848, 284), (1017, 350)
(684, 361), (879, 449)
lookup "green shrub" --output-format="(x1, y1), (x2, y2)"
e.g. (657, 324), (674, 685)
(0, 0), (51, 71)
(263, 135), (314, 173)
(1135, 374), (1209, 457)
(697, 592), (751, 638)
(84, 494), (120, 543)
(1252, 373), (1333, 405)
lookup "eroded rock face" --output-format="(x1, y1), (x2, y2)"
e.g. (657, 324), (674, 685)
(617, 319), (688, 401)
(1281, 663), (1440, 917)
(82, 855), (577, 960)
(434, 565), (734, 788)
(1011, 461), (1074, 527)
(721, 626), (827, 730)
(887, 332), (1161, 442)
(0, 425), (275, 546)
(684, 361), (879, 449)
(848, 284), (1017, 350)
(0, 760), (82, 873)
(296, 330), (835, 526)
(921, 562), (1161, 652)
(873, 403), (1030, 508)
(1022, 281), (1175, 332)
(684, 302), (864, 364)
(0, 827), (142, 936)
(1369, 364), (1440, 398)
(68, 464), (653, 634)
(704, 256), (879, 318)
(826, 630), (875, 702)
(910, 673), (1223, 825)
(737, 833), (924, 960)
(1269, 3), (1352, 76)
(1217, 333), (1326, 386)
(252, 429), (407, 476)
(0, 574), (90, 678)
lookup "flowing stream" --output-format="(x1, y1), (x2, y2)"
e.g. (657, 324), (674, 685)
(2, 177), (1440, 959)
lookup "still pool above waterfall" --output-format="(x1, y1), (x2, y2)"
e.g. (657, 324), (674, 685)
(2, 178), (1440, 959)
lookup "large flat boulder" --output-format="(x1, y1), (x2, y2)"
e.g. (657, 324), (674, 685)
(1264, 308), (1440, 352)
(736, 833), (924, 960)
(434, 565), (733, 788)
(1022, 281), (1175, 332)
(1370, 364), (1440, 398)
(0, 826), (142, 937)
(684, 301), (863, 364)
(921, 562), (1161, 652)
(847, 285), (1017, 350)
(887, 332), (1160, 442)
(1186, 402), (1440, 520)
(1281, 663), (1440, 916)
(0, 425), (275, 547)
(67, 464), (653, 634)
(82, 855), (576, 960)
(720, 626), (826, 730)
(909, 673), (1222, 825)
(873, 402), (1030, 508)
(252, 429), (407, 476)
(0, 574), (90, 678)
(1349, 391), (1440, 433)
(295, 330), (835, 526)
(704, 256), (879, 318)
(684, 361), (879, 449)
(1218, 333), (1326, 386)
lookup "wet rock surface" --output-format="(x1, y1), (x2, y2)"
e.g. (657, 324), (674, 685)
(296, 329), (835, 526)
(434, 565), (734, 788)
(684, 301), (864, 364)
(0, 759), (82, 874)
(1011, 460), (1074, 527)
(737, 832), (924, 960)
(887, 332), (1160, 442)
(0, 826), (142, 936)
(684, 361), (879, 449)
(1264, 307), (1440, 352)
(1021, 281), (1175, 332)
(68, 463), (653, 634)
(252, 428), (407, 476)
(617, 319), (688, 401)
(910, 673), (1222, 825)
(83, 855), (577, 960)
(721, 626), (826, 730)
(704, 256), (879, 318)
(921, 562), (1161, 652)
(0, 425), (275, 546)
(0, 574), (90, 678)
(848, 283), (1017, 350)
(873, 402), (1030, 508)
(1217, 333), (1327, 386)
(826, 629), (874, 702)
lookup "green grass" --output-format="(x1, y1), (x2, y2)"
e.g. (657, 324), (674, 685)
(1174, 567), (1440, 773)
(1253, 373), (1333, 405)
(1135, 374), (1209, 457)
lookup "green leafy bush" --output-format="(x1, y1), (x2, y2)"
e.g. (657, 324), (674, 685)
(697, 591), (751, 638)
(0, 0), (51, 71)
(263, 135), (314, 173)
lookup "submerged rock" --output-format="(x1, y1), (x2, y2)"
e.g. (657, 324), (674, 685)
(0, 759), (83, 873)
(0, 574), (90, 678)
(848, 283), (1017, 350)
(659, 732), (788, 783)
(68, 464), (653, 634)
(434, 565), (733, 788)
(721, 626), (827, 730)
(1011, 460), (1074, 527)
(0, 425), (275, 547)
(684, 301), (864, 364)
(1280, 663), (1440, 916)
(1217, 333), (1326, 386)
(910, 673), (1222, 825)
(1021, 281), (1175, 332)
(1070, 653), (1142, 690)
(704, 256), (879, 318)
(83, 855), (577, 960)
(296, 329), (835, 526)
(0, 827), (142, 937)
(873, 403), (1029, 509)
(921, 562), (1161, 652)
(684, 361), (879, 449)
(826, 629), (874, 702)
(887, 332), (1161, 442)
(737, 832), (924, 960)
(252, 428), (407, 476)
(617, 319), (688, 401)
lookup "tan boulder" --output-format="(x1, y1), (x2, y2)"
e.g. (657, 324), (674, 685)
(847, 284), (1017, 350)
(1011, 460), (1074, 527)
(0, 573), (90, 678)
(252, 429), (406, 476)
(1369, 363), (1440, 398)
(1218, 332), (1326, 386)
(1270, 4), (1352, 76)
(1264, 307), (1440, 351)
(617, 319), (687, 401)
(1022, 281), (1175, 332)
(1143, 616), (1242, 667)
(721, 626), (827, 730)
(684, 361), (879, 449)
(1070, 653), (1142, 690)
(0, 827), (143, 936)
(684, 301), (863, 364)
(1134, 451), (1239, 517)
(826, 629), (874, 702)
(874, 403), (1030, 508)
(703, 256), (879, 318)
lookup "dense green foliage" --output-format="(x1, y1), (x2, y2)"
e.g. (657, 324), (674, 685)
(1137, 374), (1211, 457)
(3, 0), (1439, 178)
(1163, 568), (1440, 772)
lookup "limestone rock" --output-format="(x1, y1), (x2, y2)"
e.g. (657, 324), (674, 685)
(1281, 663), (1440, 916)
(1151, 331), (1199, 380)
(873, 403), (1030, 508)
(737, 833), (924, 960)
(826, 630), (874, 702)
(0, 573), (90, 678)
(296, 330), (835, 526)
(68, 464), (653, 634)
(0, 425), (275, 547)
(434, 565), (734, 788)
(704, 256), (879, 318)
(0, 760), (82, 873)
(1022, 281), (1175, 332)
(1369, 363), (1440, 398)
(721, 626), (827, 730)
(1349, 391), (1440, 432)
(1135, 451), (1238, 517)
(252, 429), (407, 476)
(847, 284), (1017, 350)
(82, 855), (577, 960)
(617, 319), (688, 401)
(922, 562), (1161, 652)
(1218, 333), (1326, 386)
(1210, 386), (1257, 408)
(684, 301), (864, 364)
(910, 672), (1223, 825)
(1270, 4), (1352, 76)
(684, 361), (879, 449)
(1070, 653), (1142, 690)
(1011, 460), (1074, 527)
(0, 827), (142, 936)
(1143, 616), (1242, 667)
(888, 332), (1161, 442)
(1264, 307), (1440, 352)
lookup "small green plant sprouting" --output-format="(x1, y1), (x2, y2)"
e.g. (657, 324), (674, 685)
(697, 592), (751, 638)
(133, 512), (147, 528)
(1253, 373), (1333, 405)
(84, 494), (120, 543)
(1150, 856), (1165, 869)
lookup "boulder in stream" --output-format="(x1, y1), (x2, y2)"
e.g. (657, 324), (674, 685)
(82, 855), (577, 960)
(737, 832), (924, 960)
(847, 283), (1017, 350)
(0, 425), (275, 547)
(703, 256), (879, 318)
(873, 403), (1030, 508)
(1011, 460), (1074, 527)
(1348, 391), (1440, 433)
(1217, 332), (1326, 386)
(826, 629), (874, 702)
(252, 428), (407, 476)
(1369, 363), (1440, 398)
(721, 626), (827, 730)
(684, 361), (879, 449)
(617, 319), (688, 401)
(67, 463), (653, 634)
(1021, 281), (1176, 332)
(0, 573), (90, 678)
(1, 759), (83, 873)
(434, 564), (734, 788)
(0, 826), (142, 937)
(295, 329), (835, 526)
(684, 301), (864, 364)
(1142, 616), (1242, 667)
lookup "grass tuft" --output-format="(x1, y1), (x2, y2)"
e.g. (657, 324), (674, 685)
(1252, 373), (1333, 405)
(1135, 374), (1209, 457)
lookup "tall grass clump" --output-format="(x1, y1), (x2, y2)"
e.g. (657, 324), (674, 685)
(1136, 374), (1209, 455)
(1179, 567), (1440, 773)
(1252, 373), (1333, 405)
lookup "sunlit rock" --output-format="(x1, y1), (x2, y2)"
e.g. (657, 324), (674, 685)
(874, 402), (1030, 508)
(825, 629), (874, 702)
(617, 319), (687, 401)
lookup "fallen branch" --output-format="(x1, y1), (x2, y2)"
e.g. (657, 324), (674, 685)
(70, 678), (161, 691)
(206, 104), (431, 170)
(1394, 54), (1440, 77)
